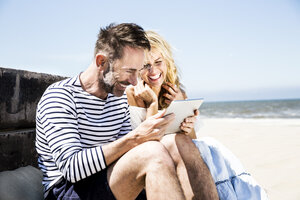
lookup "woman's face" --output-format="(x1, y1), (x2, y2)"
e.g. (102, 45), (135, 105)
(140, 49), (167, 88)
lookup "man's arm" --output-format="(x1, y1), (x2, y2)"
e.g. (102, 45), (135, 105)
(38, 88), (106, 183)
(39, 87), (174, 182)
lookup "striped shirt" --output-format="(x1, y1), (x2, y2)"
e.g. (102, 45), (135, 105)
(35, 75), (132, 197)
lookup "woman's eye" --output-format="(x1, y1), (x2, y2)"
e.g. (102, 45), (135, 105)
(155, 61), (162, 65)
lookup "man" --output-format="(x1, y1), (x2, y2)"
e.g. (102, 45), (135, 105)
(36, 23), (218, 200)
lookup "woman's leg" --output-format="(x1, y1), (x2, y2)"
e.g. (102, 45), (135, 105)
(160, 134), (219, 200)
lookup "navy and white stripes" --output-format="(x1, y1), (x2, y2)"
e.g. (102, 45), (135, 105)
(35, 75), (131, 196)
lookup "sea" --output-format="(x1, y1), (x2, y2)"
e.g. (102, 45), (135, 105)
(199, 99), (300, 119)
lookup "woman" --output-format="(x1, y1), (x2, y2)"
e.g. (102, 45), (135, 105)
(127, 31), (218, 200)
(126, 31), (268, 200)
(126, 30), (198, 138)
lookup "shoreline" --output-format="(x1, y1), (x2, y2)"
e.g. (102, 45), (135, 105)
(197, 118), (300, 200)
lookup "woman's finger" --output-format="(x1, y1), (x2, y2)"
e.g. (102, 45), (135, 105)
(165, 82), (179, 93)
(134, 80), (144, 96)
(164, 99), (171, 105)
(184, 117), (196, 123)
(134, 84), (140, 97)
(144, 83), (152, 91)
(138, 80), (145, 91)
(180, 126), (191, 134)
(162, 85), (177, 97)
(163, 92), (174, 100)
(182, 121), (194, 129)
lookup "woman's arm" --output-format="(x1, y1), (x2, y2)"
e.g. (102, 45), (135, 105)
(145, 101), (158, 119)
(126, 82), (158, 119)
(126, 86), (139, 106)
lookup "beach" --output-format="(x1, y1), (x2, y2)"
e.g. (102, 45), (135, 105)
(197, 118), (300, 200)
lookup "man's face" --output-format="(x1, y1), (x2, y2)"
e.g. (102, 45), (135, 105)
(100, 46), (145, 97)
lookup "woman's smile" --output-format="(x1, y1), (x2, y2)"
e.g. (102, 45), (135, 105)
(148, 73), (162, 81)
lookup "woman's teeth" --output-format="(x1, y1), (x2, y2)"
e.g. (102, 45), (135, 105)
(149, 74), (161, 80)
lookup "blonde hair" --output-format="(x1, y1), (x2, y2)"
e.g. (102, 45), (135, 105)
(145, 31), (184, 109)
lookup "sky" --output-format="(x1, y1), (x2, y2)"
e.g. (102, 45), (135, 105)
(0, 0), (300, 101)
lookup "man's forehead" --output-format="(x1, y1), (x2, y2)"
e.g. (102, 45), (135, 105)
(114, 59), (144, 71)
(119, 65), (142, 72)
(123, 46), (145, 56)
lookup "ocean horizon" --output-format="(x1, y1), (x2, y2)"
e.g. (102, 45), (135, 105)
(199, 98), (300, 119)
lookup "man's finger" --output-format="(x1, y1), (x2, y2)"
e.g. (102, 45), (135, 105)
(156, 113), (175, 128)
(152, 109), (167, 119)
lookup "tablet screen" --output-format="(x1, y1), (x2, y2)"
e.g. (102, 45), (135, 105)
(164, 98), (203, 134)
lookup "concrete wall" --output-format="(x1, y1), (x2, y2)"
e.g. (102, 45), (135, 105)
(0, 67), (66, 171)
(0, 129), (37, 171)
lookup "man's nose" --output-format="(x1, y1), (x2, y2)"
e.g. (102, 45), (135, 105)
(129, 74), (138, 86)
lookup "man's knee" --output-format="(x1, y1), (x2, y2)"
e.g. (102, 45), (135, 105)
(107, 141), (176, 198)
(137, 141), (175, 171)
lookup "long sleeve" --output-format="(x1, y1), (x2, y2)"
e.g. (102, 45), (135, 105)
(37, 87), (106, 183)
(118, 104), (132, 139)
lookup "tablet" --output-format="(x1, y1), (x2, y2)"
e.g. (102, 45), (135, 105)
(164, 98), (203, 134)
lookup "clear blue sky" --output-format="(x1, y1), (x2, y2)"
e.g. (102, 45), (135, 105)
(1, 0), (300, 101)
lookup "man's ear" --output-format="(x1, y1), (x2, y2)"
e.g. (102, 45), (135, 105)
(95, 54), (107, 69)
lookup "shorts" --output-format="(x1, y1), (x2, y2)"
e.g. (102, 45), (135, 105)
(46, 169), (147, 200)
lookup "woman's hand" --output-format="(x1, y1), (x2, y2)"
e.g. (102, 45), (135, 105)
(134, 80), (157, 105)
(180, 109), (199, 135)
(162, 82), (180, 105)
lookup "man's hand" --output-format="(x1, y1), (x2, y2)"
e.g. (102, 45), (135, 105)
(162, 82), (180, 105)
(102, 110), (174, 166)
(134, 80), (157, 106)
(180, 109), (199, 135)
(131, 109), (175, 143)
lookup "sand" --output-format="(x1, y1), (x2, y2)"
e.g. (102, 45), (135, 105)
(196, 118), (300, 200)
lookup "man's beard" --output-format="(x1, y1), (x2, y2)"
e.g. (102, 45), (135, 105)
(98, 62), (116, 95)
(100, 63), (115, 94)
(99, 62), (130, 97)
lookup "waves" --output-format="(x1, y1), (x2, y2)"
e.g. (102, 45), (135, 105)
(199, 99), (300, 119)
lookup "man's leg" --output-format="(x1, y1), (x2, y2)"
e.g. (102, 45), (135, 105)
(107, 141), (185, 200)
(160, 134), (219, 200)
